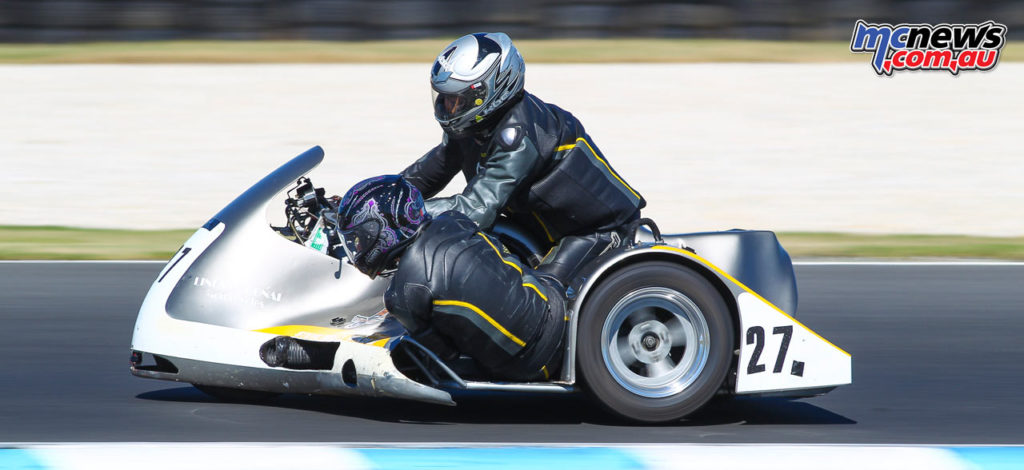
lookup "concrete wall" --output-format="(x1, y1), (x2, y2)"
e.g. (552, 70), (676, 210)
(1, 0), (1022, 42)
(1, 63), (1019, 235)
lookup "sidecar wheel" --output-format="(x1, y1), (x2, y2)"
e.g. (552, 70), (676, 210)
(577, 261), (733, 423)
(193, 384), (280, 403)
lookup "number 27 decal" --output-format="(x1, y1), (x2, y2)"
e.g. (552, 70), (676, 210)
(746, 325), (795, 375)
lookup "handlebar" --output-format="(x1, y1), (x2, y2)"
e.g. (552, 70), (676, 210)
(283, 177), (336, 244)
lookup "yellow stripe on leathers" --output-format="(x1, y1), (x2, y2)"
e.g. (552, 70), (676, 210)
(650, 245), (851, 357)
(577, 138), (641, 200)
(433, 299), (526, 347)
(522, 283), (548, 301)
(477, 232), (523, 274)
(531, 211), (555, 243)
(476, 233), (548, 301)
(555, 138), (642, 201)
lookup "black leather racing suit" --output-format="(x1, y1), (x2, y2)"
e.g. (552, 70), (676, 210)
(384, 211), (566, 381)
(401, 91), (646, 283)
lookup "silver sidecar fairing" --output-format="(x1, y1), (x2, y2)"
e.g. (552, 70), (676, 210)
(130, 146), (454, 405)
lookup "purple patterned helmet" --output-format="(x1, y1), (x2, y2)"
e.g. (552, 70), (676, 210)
(336, 175), (429, 278)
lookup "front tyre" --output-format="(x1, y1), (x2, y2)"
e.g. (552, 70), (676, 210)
(577, 261), (734, 423)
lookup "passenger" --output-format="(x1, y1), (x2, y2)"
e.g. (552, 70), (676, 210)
(332, 175), (565, 381)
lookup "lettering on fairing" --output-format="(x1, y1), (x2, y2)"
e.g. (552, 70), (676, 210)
(191, 276), (284, 308)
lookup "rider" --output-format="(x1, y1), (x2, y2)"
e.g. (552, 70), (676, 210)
(332, 175), (566, 381)
(402, 32), (645, 283)
(262, 33), (642, 378)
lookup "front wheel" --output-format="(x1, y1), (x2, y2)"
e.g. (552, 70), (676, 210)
(577, 261), (734, 423)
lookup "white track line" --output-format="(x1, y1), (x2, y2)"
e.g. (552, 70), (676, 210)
(6, 442), (1017, 470)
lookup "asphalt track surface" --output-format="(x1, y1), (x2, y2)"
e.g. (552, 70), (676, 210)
(2, 262), (1022, 444)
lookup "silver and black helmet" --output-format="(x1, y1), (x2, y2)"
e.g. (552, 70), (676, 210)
(430, 32), (525, 133)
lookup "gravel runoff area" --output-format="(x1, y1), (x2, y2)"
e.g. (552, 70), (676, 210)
(1, 63), (1020, 236)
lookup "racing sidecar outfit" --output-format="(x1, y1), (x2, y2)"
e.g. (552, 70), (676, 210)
(384, 211), (566, 381)
(401, 91), (646, 282)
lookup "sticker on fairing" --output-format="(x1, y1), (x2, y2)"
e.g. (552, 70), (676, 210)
(304, 221), (329, 254)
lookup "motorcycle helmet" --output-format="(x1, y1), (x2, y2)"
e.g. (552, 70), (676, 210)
(430, 32), (525, 133)
(336, 175), (428, 278)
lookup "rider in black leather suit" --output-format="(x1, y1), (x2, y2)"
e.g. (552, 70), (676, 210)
(384, 210), (566, 381)
(402, 32), (645, 284)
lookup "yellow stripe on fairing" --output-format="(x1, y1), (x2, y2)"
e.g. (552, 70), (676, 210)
(254, 325), (348, 337)
(650, 245), (851, 357)
(576, 137), (641, 201)
(522, 283), (548, 301)
(541, 365), (550, 379)
(433, 299), (526, 347)
(477, 232), (523, 274)
(555, 143), (576, 152)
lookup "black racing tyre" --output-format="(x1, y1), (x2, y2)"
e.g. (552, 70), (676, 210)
(193, 384), (281, 403)
(577, 261), (734, 423)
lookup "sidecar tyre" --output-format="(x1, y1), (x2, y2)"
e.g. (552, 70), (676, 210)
(577, 261), (734, 423)
(193, 384), (281, 403)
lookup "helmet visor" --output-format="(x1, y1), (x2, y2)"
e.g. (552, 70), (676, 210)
(338, 219), (382, 274)
(432, 84), (488, 121)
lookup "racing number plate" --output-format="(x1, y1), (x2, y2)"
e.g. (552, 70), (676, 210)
(734, 292), (851, 394)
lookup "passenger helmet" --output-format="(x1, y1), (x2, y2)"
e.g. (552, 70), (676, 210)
(336, 175), (428, 278)
(430, 32), (525, 133)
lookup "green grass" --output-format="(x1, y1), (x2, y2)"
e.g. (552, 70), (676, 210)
(778, 232), (1024, 261)
(1, 39), (1022, 64)
(1, 226), (1021, 260)
(0, 226), (194, 260)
